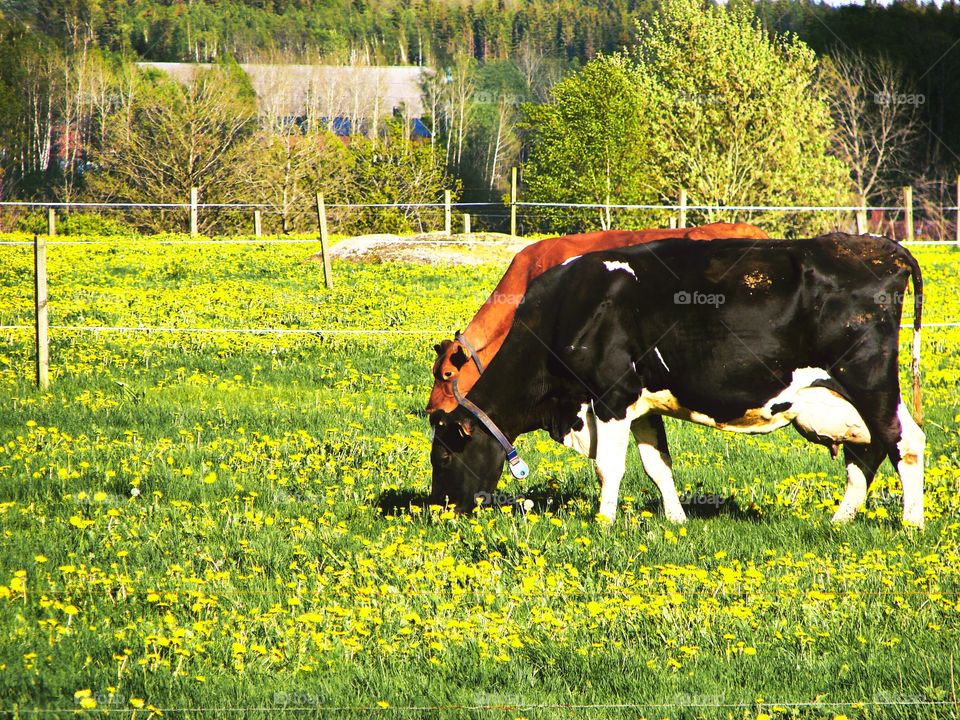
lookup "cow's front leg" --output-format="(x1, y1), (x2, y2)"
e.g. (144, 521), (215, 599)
(632, 415), (686, 524)
(593, 416), (633, 523)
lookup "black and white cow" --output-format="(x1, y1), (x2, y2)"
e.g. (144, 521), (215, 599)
(429, 233), (925, 527)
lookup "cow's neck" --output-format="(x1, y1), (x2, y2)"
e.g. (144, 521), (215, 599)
(464, 353), (553, 442)
(462, 289), (527, 368)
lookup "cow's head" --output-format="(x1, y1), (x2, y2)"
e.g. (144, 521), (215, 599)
(429, 408), (505, 511)
(426, 336), (482, 413)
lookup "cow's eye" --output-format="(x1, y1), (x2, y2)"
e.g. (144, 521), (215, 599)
(442, 370), (454, 380)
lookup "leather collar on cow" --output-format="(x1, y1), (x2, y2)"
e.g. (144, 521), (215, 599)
(455, 331), (485, 374)
(452, 379), (529, 480)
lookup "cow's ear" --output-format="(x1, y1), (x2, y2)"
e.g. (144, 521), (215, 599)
(458, 418), (474, 438)
(433, 338), (453, 357)
(450, 347), (469, 370)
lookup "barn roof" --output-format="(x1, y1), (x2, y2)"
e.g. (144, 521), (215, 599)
(138, 62), (427, 117)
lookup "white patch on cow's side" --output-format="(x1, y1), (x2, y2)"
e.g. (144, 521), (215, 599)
(790, 387), (871, 445)
(562, 403), (597, 459)
(654, 346), (670, 372)
(632, 420), (686, 523)
(832, 462), (868, 523)
(896, 400), (925, 527)
(561, 255), (582, 266)
(631, 368), (869, 444)
(593, 416), (633, 523)
(602, 260), (637, 278)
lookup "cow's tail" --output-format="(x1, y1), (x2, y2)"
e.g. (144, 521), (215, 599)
(901, 244), (923, 424)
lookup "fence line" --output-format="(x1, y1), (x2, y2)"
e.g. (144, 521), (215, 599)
(517, 201), (912, 212)
(0, 325), (445, 335)
(4, 200), (960, 212)
(0, 238), (952, 249)
(1, 323), (959, 336)
(12, 699), (960, 714)
(0, 238), (525, 248)
(0, 200), (504, 210)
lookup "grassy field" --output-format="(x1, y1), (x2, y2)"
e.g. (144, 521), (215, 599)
(0, 233), (959, 719)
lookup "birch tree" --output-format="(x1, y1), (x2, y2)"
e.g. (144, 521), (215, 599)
(821, 52), (921, 205)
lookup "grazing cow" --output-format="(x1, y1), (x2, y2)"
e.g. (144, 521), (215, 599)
(427, 223), (769, 414)
(429, 233), (925, 527)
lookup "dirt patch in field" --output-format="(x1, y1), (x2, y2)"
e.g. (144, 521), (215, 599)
(310, 232), (534, 265)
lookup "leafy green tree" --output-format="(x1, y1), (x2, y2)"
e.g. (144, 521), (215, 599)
(519, 54), (667, 232)
(634, 0), (849, 234)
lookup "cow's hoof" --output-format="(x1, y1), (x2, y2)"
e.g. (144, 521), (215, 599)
(830, 510), (856, 524)
(663, 505), (687, 524)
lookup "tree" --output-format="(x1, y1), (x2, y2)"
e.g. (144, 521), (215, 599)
(820, 52), (921, 205)
(342, 120), (456, 234)
(633, 0), (849, 234)
(519, 54), (667, 231)
(239, 127), (352, 234)
(88, 61), (257, 231)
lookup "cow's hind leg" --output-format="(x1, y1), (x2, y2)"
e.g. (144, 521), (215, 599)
(829, 365), (925, 527)
(833, 441), (885, 523)
(632, 415), (686, 524)
(893, 401), (925, 527)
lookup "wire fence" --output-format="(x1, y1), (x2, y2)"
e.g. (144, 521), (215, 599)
(2, 193), (960, 242)
(10, 698), (960, 715)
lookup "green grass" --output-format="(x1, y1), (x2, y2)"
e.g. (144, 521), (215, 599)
(0, 236), (959, 719)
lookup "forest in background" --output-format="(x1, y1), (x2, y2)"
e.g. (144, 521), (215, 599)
(0, 0), (957, 235)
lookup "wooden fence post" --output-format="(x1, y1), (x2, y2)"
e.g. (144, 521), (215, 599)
(316, 192), (333, 290)
(47, 207), (55, 236)
(190, 187), (198, 236)
(856, 196), (867, 235)
(34, 234), (49, 390)
(678, 189), (687, 229)
(463, 213), (471, 234)
(510, 166), (518, 237)
(444, 190), (452, 235)
(903, 185), (913, 242)
(254, 209), (262, 238)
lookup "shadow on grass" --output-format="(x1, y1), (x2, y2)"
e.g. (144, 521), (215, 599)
(639, 494), (762, 522)
(378, 486), (762, 522)
(376, 486), (592, 517)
